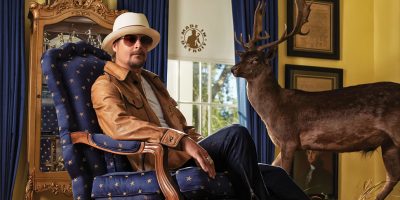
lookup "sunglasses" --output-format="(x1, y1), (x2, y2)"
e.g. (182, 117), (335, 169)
(118, 34), (153, 47)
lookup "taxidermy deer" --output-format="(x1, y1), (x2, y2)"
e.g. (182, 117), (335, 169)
(231, 0), (400, 199)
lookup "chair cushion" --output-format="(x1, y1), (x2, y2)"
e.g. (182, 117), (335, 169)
(92, 171), (163, 199)
(94, 195), (162, 200)
(92, 167), (236, 200)
(175, 167), (235, 199)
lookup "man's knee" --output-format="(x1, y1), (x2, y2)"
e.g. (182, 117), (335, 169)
(226, 124), (252, 141)
(270, 166), (288, 177)
(259, 164), (289, 180)
(228, 124), (250, 135)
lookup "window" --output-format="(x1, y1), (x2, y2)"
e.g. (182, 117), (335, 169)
(168, 60), (238, 136)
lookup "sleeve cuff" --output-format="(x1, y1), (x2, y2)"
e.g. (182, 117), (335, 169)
(160, 128), (187, 148)
(185, 127), (203, 142)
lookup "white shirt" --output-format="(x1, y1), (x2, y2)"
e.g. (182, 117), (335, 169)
(140, 75), (169, 128)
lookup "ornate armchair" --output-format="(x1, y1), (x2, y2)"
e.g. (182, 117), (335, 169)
(41, 41), (237, 200)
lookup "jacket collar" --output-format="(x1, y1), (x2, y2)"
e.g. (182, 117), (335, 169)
(104, 61), (130, 81)
(104, 61), (159, 82)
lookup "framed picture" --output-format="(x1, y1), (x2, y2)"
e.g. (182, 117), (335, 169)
(287, 0), (340, 60)
(285, 64), (343, 91)
(285, 64), (342, 199)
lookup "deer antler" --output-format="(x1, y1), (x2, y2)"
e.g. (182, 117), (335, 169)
(235, 0), (312, 52)
(257, 0), (312, 51)
(248, 1), (270, 50)
(235, 0), (269, 51)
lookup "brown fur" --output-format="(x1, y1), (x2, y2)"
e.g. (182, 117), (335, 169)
(232, 1), (400, 200)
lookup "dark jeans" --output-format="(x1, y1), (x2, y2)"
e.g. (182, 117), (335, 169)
(184, 124), (309, 200)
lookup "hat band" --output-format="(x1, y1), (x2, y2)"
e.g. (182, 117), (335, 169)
(115, 25), (148, 32)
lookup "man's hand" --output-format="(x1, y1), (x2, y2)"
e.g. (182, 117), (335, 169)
(181, 136), (216, 179)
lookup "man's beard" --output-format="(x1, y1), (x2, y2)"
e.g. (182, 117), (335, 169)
(128, 60), (145, 69)
(128, 50), (146, 69)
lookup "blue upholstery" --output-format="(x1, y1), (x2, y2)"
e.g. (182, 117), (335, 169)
(39, 138), (52, 172)
(41, 103), (59, 135)
(41, 41), (140, 199)
(92, 171), (162, 199)
(175, 167), (235, 199)
(40, 102), (59, 172)
(90, 134), (142, 153)
(41, 42), (237, 200)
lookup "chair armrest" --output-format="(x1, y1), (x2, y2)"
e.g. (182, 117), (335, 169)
(70, 131), (183, 200)
(70, 131), (144, 155)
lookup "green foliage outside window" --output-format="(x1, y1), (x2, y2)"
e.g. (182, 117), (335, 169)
(191, 62), (238, 136)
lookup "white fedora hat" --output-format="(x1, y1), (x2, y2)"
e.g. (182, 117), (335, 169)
(101, 12), (160, 54)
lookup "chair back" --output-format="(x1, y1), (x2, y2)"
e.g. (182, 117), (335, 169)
(41, 42), (130, 199)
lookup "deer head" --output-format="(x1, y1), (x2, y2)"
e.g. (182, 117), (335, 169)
(231, 0), (312, 80)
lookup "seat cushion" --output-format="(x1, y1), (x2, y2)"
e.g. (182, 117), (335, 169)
(92, 167), (236, 200)
(175, 167), (235, 199)
(94, 195), (162, 200)
(92, 171), (163, 199)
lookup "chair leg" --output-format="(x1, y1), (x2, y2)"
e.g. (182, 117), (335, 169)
(144, 143), (184, 200)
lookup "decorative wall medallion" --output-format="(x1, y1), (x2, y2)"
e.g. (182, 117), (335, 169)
(181, 24), (207, 53)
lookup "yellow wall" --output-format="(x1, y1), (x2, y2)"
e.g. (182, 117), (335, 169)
(278, 0), (400, 199)
(373, 1), (400, 198)
(374, 0), (400, 82)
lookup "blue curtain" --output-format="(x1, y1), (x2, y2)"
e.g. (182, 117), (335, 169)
(231, 0), (278, 164)
(117, 0), (169, 83)
(0, 0), (26, 199)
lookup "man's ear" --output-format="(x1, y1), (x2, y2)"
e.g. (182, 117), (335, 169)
(112, 42), (118, 52)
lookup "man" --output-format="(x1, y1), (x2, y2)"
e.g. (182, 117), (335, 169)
(93, 12), (309, 200)
(301, 150), (333, 196)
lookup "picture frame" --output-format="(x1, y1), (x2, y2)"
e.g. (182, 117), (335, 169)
(285, 64), (343, 91)
(285, 64), (342, 199)
(287, 0), (340, 60)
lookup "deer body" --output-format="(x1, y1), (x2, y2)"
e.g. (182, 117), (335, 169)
(233, 1), (400, 199)
(247, 69), (400, 153)
(245, 67), (400, 200)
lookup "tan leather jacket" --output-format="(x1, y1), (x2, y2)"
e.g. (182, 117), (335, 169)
(91, 61), (203, 170)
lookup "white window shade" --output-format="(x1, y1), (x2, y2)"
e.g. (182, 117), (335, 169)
(168, 0), (235, 65)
